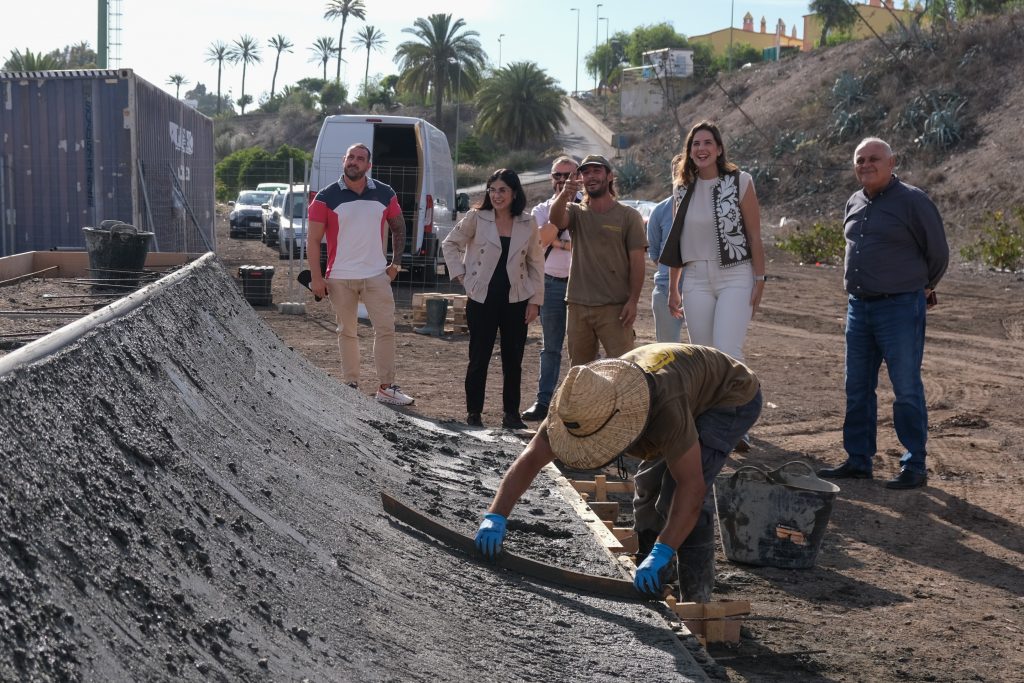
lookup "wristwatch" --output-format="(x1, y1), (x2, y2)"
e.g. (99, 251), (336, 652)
(754, 275), (767, 281)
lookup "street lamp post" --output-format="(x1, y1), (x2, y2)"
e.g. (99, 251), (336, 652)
(570, 7), (580, 96)
(729, 0), (735, 71)
(498, 33), (505, 69)
(598, 17), (609, 95)
(594, 3), (602, 92)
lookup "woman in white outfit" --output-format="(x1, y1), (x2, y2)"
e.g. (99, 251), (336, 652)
(659, 121), (766, 448)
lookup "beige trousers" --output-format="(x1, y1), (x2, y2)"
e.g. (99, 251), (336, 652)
(326, 273), (396, 387)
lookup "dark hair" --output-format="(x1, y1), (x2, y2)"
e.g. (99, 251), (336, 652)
(346, 143), (372, 162)
(680, 120), (738, 188)
(477, 168), (527, 217)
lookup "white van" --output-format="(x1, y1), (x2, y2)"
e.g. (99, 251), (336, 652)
(311, 115), (467, 282)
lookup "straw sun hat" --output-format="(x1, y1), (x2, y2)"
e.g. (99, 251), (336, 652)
(547, 359), (652, 469)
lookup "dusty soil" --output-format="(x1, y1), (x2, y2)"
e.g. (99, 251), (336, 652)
(213, 197), (1024, 683)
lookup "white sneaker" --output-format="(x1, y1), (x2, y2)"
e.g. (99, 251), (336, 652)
(376, 384), (414, 406)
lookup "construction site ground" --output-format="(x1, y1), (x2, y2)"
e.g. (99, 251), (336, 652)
(0, 200), (1022, 682)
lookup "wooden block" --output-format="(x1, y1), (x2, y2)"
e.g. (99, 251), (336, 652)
(588, 501), (620, 521)
(674, 602), (705, 620)
(716, 600), (751, 618)
(682, 619), (705, 637)
(570, 479), (635, 496)
(705, 618), (726, 643)
(594, 475), (608, 501)
(613, 530), (638, 553)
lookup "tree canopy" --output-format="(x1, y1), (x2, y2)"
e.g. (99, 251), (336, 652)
(475, 61), (566, 148)
(393, 13), (487, 124)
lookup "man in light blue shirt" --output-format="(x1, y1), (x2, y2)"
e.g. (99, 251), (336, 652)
(647, 195), (686, 343)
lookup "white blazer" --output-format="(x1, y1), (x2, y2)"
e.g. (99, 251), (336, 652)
(442, 208), (545, 305)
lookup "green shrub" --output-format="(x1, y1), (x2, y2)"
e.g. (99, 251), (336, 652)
(615, 153), (647, 195)
(831, 71), (866, 111)
(960, 208), (1024, 272)
(456, 135), (490, 166)
(828, 109), (862, 143)
(776, 220), (846, 265)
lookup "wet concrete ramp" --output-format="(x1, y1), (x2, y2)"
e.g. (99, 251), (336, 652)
(0, 254), (704, 681)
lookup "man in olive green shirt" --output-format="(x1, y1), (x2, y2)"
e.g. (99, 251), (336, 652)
(545, 155), (647, 365)
(474, 343), (762, 599)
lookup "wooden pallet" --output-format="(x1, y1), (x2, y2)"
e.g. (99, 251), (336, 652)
(665, 597), (751, 645)
(410, 293), (468, 333)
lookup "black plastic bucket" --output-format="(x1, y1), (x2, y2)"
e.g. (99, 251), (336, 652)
(715, 461), (840, 569)
(82, 223), (154, 288)
(238, 265), (275, 306)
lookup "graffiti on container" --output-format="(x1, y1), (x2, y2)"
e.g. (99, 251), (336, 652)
(169, 122), (194, 155)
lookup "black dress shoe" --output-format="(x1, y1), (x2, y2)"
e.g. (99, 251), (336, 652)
(502, 413), (529, 430)
(466, 413), (483, 427)
(521, 402), (549, 421)
(885, 468), (927, 489)
(817, 461), (873, 479)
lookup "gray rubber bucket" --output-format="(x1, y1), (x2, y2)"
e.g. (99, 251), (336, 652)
(82, 223), (155, 289)
(715, 461), (840, 569)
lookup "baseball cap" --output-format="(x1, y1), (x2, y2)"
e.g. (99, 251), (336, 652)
(578, 154), (613, 172)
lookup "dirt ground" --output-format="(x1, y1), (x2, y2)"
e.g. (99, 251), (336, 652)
(214, 196), (1024, 682)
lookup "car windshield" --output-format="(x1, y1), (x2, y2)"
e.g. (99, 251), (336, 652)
(289, 195), (308, 219)
(237, 192), (272, 205)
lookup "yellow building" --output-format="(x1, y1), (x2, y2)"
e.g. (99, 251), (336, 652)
(688, 12), (803, 57)
(803, 0), (924, 50)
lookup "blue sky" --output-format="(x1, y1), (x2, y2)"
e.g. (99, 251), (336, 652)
(2, 1), (811, 103)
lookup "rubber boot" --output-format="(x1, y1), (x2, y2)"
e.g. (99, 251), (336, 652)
(414, 299), (448, 336)
(677, 524), (716, 603)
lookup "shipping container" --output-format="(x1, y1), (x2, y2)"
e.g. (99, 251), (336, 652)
(0, 68), (215, 256)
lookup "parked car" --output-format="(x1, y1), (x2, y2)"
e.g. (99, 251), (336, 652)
(273, 185), (316, 259)
(256, 182), (289, 193)
(261, 189), (287, 246)
(619, 199), (658, 225)
(228, 190), (273, 238)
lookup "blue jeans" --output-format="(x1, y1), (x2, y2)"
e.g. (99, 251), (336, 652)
(843, 291), (928, 474)
(652, 281), (686, 343)
(536, 275), (568, 406)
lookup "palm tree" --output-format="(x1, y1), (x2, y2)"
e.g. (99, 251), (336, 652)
(166, 73), (190, 99)
(309, 37), (339, 81)
(227, 34), (262, 114)
(267, 35), (294, 98)
(3, 48), (62, 71)
(394, 14), (487, 124)
(324, 0), (366, 84)
(205, 41), (230, 115)
(475, 62), (567, 148)
(352, 25), (386, 99)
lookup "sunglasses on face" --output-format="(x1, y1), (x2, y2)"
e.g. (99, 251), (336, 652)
(551, 172), (572, 179)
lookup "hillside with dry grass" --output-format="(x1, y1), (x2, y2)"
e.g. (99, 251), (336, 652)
(619, 11), (1024, 252)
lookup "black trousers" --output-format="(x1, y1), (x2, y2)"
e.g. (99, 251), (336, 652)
(465, 297), (529, 415)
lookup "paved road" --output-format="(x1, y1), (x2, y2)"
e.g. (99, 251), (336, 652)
(459, 99), (617, 193)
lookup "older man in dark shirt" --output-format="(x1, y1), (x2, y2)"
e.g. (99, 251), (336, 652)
(819, 137), (948, 490)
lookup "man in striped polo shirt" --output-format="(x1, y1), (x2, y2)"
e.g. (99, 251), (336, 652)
(307, 143), (414, 406)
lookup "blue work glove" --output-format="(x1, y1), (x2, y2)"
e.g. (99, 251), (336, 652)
(634, 542), (675, 594)
(475, 512), (507, 560)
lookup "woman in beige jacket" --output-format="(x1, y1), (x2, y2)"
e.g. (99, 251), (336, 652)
(442, 169), (544, 429)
